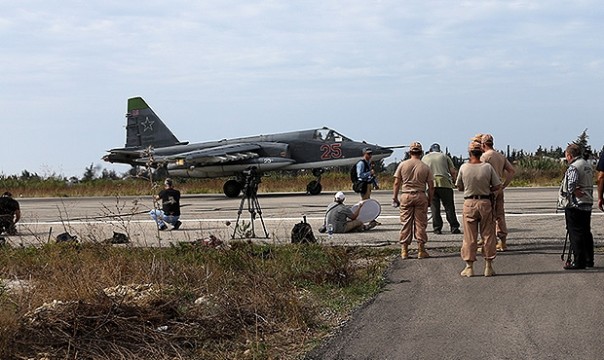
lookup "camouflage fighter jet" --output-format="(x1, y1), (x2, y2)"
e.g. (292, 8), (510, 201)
(103, 97), (393, 197)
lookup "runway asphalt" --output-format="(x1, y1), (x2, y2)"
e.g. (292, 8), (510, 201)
(4, 187), (603, 248)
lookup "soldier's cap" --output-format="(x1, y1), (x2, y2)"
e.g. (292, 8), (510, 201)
(164, 178), (173, 186)
(470, 133), (484, 143)
(409, 141), (423, 153)
(362, 147), (373, 154)
(481, 134), (494, 145)
(468, 141), (483, 152)
(430, 143), (441, 152)
(335, 191), (346, 201)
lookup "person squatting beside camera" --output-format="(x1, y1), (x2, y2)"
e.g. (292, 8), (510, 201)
(455, 140), (501, 277)
(149, 178), (182, 231)
(392, 141), (434, 260)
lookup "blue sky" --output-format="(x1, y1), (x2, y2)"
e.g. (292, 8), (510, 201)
(1, 1), (603, 178)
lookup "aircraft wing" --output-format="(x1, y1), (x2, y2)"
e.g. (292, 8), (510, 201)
(158, 143), (263, 165)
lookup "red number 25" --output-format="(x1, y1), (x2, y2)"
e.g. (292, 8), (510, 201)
(320, 143), (342, 159)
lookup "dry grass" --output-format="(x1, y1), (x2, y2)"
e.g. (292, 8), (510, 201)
(0, 242), (394, 359)
(2, 165), (581, 199)
(3, 172), (391, 198)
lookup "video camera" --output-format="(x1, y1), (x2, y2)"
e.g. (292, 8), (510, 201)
(242, 167), (261, 198)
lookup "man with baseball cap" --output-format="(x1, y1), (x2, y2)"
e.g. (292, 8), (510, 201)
(480, 134), (516, 251)
(323, 191), (365, 233)
(392, 141), (434, 259)
(559, 143), (594, 269)
(353, 147), (378, 200)
(456, 141), (501, 277)
(149, 178), (182, 230)
(422, 143), (461, 234)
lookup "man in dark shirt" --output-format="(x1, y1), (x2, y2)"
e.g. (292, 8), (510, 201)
(149, 178), (182, 230)
(0, 191), (21, 235)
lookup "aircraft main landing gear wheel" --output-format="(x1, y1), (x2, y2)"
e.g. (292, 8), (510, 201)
(307, 180), (322, 195)
(224, 179), (243, 198)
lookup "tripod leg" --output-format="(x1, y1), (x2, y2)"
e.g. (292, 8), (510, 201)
(248, 197), (257, 238)
(232, 195), (248, 239)
(252, 196), (269, 238)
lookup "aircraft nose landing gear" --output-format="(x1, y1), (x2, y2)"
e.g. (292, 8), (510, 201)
(306, 168), (324, 195)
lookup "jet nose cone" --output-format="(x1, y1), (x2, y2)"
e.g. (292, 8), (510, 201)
(368, 146), (393, 160)
(374, 146), (393, 155)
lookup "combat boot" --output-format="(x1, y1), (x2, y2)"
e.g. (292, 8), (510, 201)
(401, 243), (409, 259)
(460, 261), (474, 277)
(496, 239), (507, 252)
(484, 259), (495, 277)
(417, 242), (430, 259)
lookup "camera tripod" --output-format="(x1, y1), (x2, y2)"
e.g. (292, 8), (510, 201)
(232, 169), (269, 239)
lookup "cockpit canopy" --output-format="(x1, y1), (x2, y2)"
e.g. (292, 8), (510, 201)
(314, 128), (352, 142)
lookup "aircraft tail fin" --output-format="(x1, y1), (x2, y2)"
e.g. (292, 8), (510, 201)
(125, 97), (182, 148)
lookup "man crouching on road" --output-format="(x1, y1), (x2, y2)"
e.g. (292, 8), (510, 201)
(149, 178), (182, 231)
(455, 141), (501, 277)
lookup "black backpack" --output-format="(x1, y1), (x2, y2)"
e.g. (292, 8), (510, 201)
(351, 161), (361, 193)
(291, 216), (316, 244)
(350, 162), (359, 183)
(56, 232), (78, 243)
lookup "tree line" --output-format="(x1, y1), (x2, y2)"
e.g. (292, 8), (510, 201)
(2, 130), (600, 184)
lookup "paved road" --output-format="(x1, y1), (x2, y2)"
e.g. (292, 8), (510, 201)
(5, 187), (604, 359)
(306, 247), (604, 360)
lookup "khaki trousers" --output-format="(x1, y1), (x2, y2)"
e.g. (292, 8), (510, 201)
(494, 190), (508, 241)
(461, 199), (497, 261)
(361, 185), (372, 200)
(398, 192), (429, 245)
(344, 219), (364, 233)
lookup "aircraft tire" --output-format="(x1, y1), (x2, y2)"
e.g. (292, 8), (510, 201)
(224, 180), (242, 198)
(307, 180), (322, 195)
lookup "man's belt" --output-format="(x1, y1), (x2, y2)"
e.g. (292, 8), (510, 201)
(464, 195), (491, 200)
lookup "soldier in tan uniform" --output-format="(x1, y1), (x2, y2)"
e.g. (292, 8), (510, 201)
(480, 134), (515, 251)
(456, 141), (502, 277)
(392, 142), (434, 259)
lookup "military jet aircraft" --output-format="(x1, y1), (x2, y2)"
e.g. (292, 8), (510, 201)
(103, 97), (393, 197)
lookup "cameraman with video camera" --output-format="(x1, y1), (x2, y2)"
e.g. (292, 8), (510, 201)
(559, 143), (594, 269)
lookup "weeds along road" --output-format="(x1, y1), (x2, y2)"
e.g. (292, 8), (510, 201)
(8, 187), (603, 247)
(8, 187), (604, 359)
